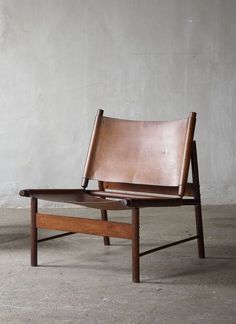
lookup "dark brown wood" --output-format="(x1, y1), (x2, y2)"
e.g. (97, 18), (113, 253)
(191, 141), (205, 258)
(31, 198), (38, 266)
(122, 197), (197, 208)
(20, 189), (83, 197)
(195, 204), (205, 258)
(100, 210), (110, 245)
(132, 208), (140, 283)
(99, 181), (110, 246)
(139, 235), (198, 257)
(179, 112), (196, 196)
(36, 214), (133, 240)
(38, 232), (75, 243)
(82, 109), (104, 189)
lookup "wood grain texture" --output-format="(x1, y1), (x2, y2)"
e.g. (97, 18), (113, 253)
(36, 213), (133, 239)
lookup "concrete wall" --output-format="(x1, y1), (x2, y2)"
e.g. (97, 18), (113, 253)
(0, 0), (235, 207)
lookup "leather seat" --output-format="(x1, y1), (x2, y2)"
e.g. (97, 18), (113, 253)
(20, 110), (205, 282)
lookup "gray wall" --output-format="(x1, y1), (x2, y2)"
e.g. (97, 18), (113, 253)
(0, 0), (235, 207)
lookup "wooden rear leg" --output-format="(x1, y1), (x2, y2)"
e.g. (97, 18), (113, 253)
(31, 197), (38, 266)
(132, 208), (140, 283)
(191, 141), (205, 259)
(101, 210), (110, 246)
(195, 202), (205, 258)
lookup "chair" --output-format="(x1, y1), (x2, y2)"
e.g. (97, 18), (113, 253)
(20, 109), (205, 282)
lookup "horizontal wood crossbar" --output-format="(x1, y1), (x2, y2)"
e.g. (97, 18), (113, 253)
(124, 198), (198, 208)
(139, 235), (198, 257)
(36, 213), (133, 240)
(38, 232), (75, 243)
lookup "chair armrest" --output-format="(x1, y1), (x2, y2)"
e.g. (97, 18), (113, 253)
(122, 197), (197, 207)
(19, 189), (82, 197)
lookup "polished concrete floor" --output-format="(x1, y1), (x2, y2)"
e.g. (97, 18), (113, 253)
(0, 205), (235, 323)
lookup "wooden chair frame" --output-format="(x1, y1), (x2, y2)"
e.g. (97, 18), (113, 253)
(20, 110), (205, 283)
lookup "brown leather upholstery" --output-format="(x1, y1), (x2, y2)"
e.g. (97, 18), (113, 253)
(19, 189), (130, 210)
(19, 188), (192, 210)
(20, 110), (205, 283)
(82, 110), (196, 196)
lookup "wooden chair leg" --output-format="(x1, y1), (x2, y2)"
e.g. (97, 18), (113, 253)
(195, 202), (205, 258)
(191, 142), (205, 259)
(31, 197), (38, 266)
(101, 210), (110, 246)
(132, 208), (140, 283)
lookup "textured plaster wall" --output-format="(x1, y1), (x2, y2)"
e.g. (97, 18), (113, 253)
(0, 0), (235, 207)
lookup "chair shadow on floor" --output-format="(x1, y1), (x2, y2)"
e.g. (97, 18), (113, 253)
(0, 225), (29, 246)
(142, 243), (236, 285)
(32, 239), (236, 286)
(1, 223), (235, 286)
(0, 226), (73, 250)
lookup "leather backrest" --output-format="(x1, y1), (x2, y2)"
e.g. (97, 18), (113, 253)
(82, 110), (196, 196)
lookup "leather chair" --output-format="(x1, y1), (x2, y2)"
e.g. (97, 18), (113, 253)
(20, 110), (205, 282)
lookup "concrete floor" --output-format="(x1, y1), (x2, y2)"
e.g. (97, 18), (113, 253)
(0, 205), (235, 323)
